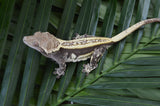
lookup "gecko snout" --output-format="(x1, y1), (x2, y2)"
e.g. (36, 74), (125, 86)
(23, 36), (27, 42)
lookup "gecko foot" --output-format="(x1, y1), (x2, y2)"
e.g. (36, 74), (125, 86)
(53, 68), (65, 78)
(82, 64), (97, 74)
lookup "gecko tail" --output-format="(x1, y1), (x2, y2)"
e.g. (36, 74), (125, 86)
(111, 18), (160, 42)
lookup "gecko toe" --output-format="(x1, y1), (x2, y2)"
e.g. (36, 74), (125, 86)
(82, 64), (92, 73)
(53, 68), (65, 78)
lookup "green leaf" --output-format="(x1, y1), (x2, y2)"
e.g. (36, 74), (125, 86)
(138, 44), (160, 54)
(74, 0), (100, 35)
(57, 63), (76, 100)
(132, 0), (150, 50)
(57, 0), (77, 39)
(100, 0), (117, 38)
(105, 66), (160, 77)
(142, 44), (160, 51)
(79, 88), (134, 97)
(0, 0), (16, 68)
(123, 56), (160, 65)
(19, 0), (53, 105)
(113, 0), (135, 63)
(0, 0), (36, 105)
(37, 61), (56, 106)
(151, 0), (160, 37)
(88, 77), (160, 89)
(49, 12), (60, 30)
(69, 95), (160, 106)
(129, 88), (160, 101)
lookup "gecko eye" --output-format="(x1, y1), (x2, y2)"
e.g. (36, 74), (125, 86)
(33, 42), (39, 47)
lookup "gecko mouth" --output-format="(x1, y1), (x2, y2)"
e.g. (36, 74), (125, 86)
(23, 36), (37, 47)
(23, 36), (38, 50)
(23, 36), (46, 54)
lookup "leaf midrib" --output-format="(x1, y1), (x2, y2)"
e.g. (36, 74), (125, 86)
(56, 35), (159, 105)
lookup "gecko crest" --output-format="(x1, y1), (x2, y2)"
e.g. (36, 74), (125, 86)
(61, 38), (111, 47)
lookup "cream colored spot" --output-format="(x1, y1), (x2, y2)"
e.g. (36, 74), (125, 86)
(71, 53), (76, 59)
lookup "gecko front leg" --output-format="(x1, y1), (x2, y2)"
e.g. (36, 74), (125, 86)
(82, 45), (107, 74)
(50, 52), (67, 78)
(53, 61), (66, 78)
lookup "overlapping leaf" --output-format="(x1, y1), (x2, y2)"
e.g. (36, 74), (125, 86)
(0, 0), (36, 105)
(1, 0), (160, 106)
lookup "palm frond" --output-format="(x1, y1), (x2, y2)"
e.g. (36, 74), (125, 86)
(0, 0), (160, 106)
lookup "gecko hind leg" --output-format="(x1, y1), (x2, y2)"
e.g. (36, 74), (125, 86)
(82, 46), (106, 74)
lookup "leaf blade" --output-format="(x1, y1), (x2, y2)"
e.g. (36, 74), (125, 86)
(0, 0), (36, 105)
(113, 0), (135, 63)
(0, 0), (16, 68)
(69, 95), (160, 106)
(19, 0), (53, 105)
(132, 0), (150, 50)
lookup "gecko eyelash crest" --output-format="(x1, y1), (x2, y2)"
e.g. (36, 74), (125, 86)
(23, 18), (160, 78)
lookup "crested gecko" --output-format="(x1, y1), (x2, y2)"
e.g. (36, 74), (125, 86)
(23, 18), (160, 78)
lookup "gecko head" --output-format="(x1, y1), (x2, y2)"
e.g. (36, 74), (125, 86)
(23, 32), (61, 54)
